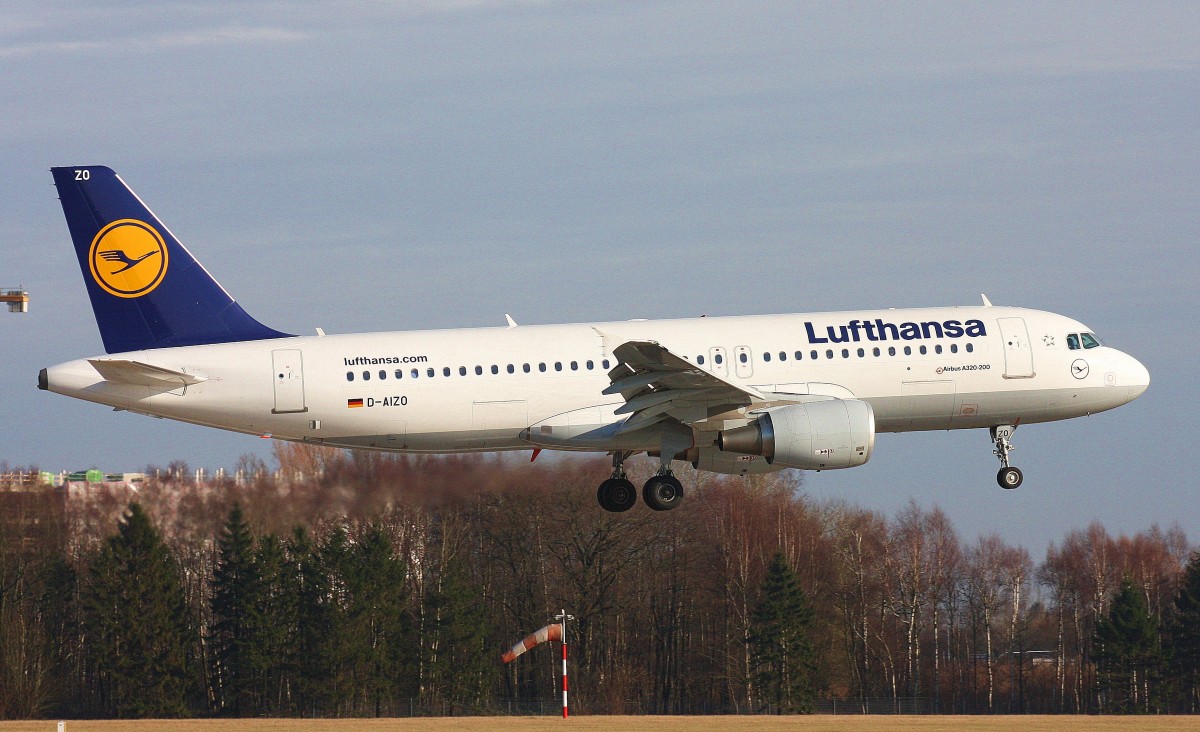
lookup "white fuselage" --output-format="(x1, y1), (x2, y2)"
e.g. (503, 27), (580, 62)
(43, 305), (1149, 464)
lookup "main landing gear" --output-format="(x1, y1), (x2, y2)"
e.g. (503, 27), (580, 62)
(596, 451), (684, 512)
(991, 425), (1023, 489)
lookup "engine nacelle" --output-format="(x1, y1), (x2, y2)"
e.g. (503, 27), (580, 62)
(690, 447), (785, 476)
(717, 399), (875, 470)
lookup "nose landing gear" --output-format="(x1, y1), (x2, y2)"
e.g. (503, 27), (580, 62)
(991, 425), (1023, 489)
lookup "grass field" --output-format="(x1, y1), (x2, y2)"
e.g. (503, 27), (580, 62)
(2, 717), (1198, 732)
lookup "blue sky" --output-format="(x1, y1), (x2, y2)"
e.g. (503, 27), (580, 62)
(2, 1), (1197, 553)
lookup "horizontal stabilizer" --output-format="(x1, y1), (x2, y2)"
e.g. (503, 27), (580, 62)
(88, 359), (207, 388)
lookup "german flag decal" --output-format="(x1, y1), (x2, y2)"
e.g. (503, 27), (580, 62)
(347, 398), (364, 408)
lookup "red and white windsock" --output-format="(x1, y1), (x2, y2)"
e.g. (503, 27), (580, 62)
(501, 623), (562, 664)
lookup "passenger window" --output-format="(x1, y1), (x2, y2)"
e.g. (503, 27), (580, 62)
(443, 367), (451, 377)
(811, 350), (818, 360)
(888, 347), (896, 356)
(523, 363), (531, 373)
(903, 346), (912, 356)
(780, 351), (788, 361)
(411, 368), (419, 379)
(698, 355), (705, 365)
(1081, 333), (1101, 349)
(950, 344), (958, 354)
(379, 370), (386, 380)
(491, 365), (499, 375)
(966, 343), (974, 353)
(795, 351), (802, 360)
(841, 349), (849, 358)
(715, 354), (724, 365)
(459, 366), (467, 376)
(475, 366), (483, 375)
(346, 372), (354, 382)
(427, 368), (435, 378)
(586, 360), (594, 370)
(826, 349), (833, 359)
(935, 345), (942, 354)
(507, 364), (515, 374)
(602, 359), (611, 369)
(363, 371), (371, 381)
(764, 352), (772, 362)
(555, 362), (563, 372)
(739, 353), (748, 363)
(396, 369), (404, 379)
(872, 347), (880, 357)
(539, 363), (547, 372)
(570, 361), (578, 371)
(857, 348), (865, 357)
(919, 345), (927, 355)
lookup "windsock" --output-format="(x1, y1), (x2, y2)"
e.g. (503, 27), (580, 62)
(501, 623), (562, 663)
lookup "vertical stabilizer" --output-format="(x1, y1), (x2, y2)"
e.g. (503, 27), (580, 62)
(51, 166), (291, 353)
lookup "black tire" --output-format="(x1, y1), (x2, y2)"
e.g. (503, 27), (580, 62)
(598, 478), (637, 512)
(609, 478), (637, 512)
(997, 467), (1023, 490)
(597, 481), (615, 511)
(642, 475), (684, 511)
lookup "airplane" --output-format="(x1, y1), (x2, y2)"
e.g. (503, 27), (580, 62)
(39, 166), (1150, 512)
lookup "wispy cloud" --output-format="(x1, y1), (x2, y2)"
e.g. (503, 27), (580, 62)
(0, 25), (309, 59)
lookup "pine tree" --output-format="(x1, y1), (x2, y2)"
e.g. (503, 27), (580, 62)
(209, 504), (263, 715)
(747, 552), (817, 713)
(41, 554), (80, 717)
(423, 551), (494, 707)
(1094, 577), (1163, 713)
(254, 532), (296, 714)
(292, 525), (344, 715)
(82, 503), (195, 717)
(343, 525), (411, 716)
(1168, 550), (1200, 711)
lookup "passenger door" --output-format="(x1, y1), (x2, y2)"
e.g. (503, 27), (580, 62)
(271, 349), (307, 413)
(997, 317), (1035, 378)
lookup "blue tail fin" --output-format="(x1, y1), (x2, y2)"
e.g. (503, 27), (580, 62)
(51, 166), (291, 354)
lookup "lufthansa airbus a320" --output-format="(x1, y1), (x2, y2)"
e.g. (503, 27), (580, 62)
(40, 166), (1149, 512)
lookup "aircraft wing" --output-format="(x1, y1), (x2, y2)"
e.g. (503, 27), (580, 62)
(88, 359), (207, 388)
(605, 341), (764, 433)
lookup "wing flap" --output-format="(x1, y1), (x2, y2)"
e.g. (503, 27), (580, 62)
(607, 341), (763, 430)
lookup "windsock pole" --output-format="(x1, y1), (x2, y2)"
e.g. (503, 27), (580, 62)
(555, 609), (574, 718)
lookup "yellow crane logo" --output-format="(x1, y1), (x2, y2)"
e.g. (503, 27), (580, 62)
(88, 219), (169, 298)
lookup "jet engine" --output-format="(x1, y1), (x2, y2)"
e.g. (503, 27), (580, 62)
(716, 399), (875, 470)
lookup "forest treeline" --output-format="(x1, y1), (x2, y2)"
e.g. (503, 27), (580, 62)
(1, 445), (1199, 718)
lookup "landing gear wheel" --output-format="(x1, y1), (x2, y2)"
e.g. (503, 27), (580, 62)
(597, 478), (637, 512)
(989, 425), (1023, 490)
(642, 475), (684, 511)
(997, 467), (1023, 490)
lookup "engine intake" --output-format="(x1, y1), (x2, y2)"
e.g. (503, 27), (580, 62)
(717, 399), (875, 470)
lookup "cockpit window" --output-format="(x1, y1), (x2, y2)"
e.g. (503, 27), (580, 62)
(1067, 334), (1080, 350)
(1081, 332), (1101, 349)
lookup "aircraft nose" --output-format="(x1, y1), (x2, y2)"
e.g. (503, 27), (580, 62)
(1109, 349), (1149, 402)
(1127, 354), (1150, 398)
